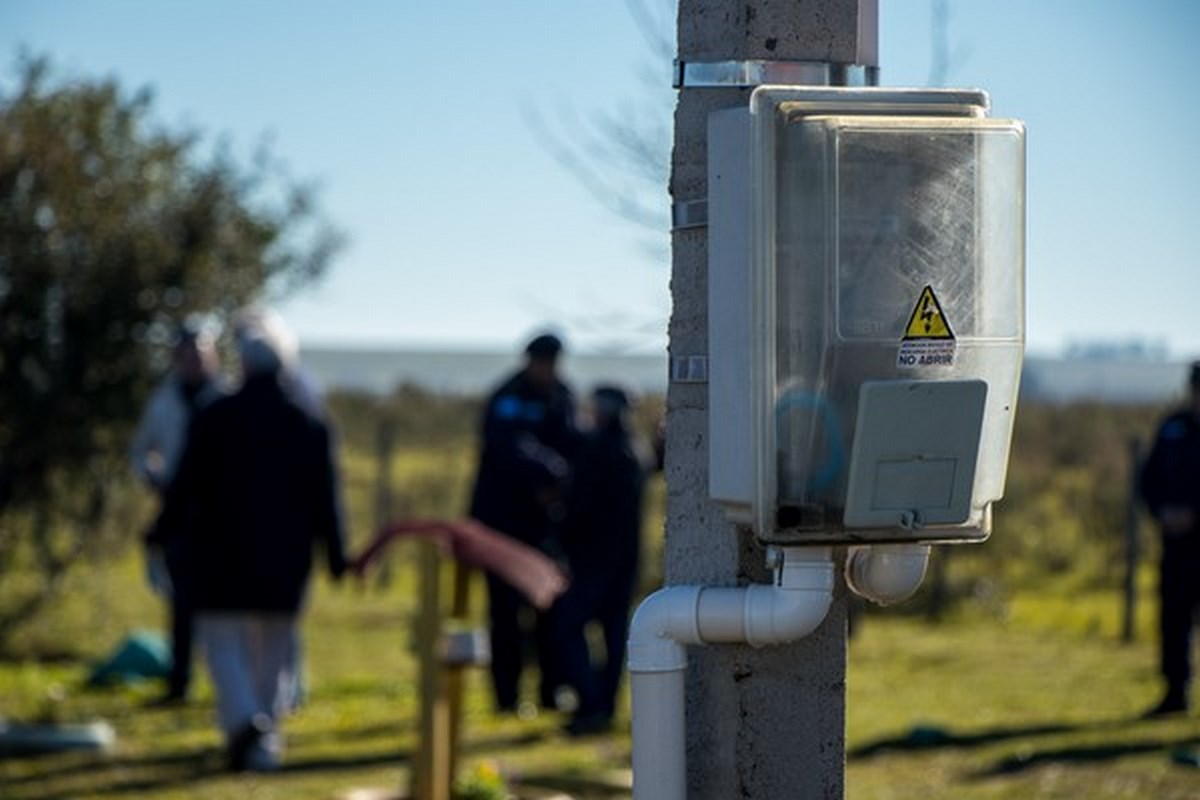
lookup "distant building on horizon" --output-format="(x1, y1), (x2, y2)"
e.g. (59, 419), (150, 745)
(1063, 337), (1170, 363)
(1021, 354), (1188, 406)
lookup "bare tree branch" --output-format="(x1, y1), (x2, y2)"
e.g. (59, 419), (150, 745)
(521, 2), (675, 353)
(928, 0), (972, 86)
(523, 0), (673, 239)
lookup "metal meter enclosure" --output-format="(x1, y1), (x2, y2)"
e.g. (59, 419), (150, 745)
(708, 87), (1025, 545)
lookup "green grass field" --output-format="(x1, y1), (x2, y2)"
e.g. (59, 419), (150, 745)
(1, 548), (1197, 799)
(847, 583), (1200, 799)
(1, 405), (1198, 800)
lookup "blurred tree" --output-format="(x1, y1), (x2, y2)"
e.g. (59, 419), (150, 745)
(0, 56), (343, 638)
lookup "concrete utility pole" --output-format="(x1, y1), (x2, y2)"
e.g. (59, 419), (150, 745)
(666, 1), (878, 797)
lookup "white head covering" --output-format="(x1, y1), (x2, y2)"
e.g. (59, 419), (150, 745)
(233, 306), (298, 377)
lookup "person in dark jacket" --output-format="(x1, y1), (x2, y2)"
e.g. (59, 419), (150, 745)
(1139, 361), (1200, 717)
(469, 332), (579, 713)
(158, 309), (346, 770)
(555, 385), (648, 735)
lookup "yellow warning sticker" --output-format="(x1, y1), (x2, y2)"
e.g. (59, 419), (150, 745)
(897, 285), (956, 368)
(902, 285), (955, 340)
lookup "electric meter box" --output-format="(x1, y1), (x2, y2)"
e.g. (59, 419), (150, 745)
(708, 87), (1025, 545)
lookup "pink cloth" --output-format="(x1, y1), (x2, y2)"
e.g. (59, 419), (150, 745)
(352, 519), (568, 610)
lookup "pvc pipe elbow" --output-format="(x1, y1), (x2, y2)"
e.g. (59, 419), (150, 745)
(694, 552), (835, 648)
(741, 551), (834, 646)
(742, 582), (833, 647)
(627, 585), (702, 673)
(844, 544), (931, 606)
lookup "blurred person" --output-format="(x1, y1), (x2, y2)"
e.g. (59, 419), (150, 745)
(554, 385), (650, 735)
(129, 321), (225, 704)
(469, 332), (579, 714)
(157, 308), (347, 770)
(1139, 361), (1200, 717)
(233, 308), (327, 712)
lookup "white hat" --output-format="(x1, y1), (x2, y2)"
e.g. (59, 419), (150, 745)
(233, 306), (298, 377)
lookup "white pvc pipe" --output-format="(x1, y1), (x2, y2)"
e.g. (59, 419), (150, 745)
(844, 543), (931, 606)
(627, 548), (834, 800)
(627, 586), (696, 800)
(629, 669), (687, 800)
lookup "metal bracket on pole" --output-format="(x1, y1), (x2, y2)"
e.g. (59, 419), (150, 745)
(671, 355), (709, 384)
(674, 59), (879, 89)
(672, 198), (708, 231)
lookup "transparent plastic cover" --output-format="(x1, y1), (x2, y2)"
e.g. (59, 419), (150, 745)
(757, 112), (1025, 541)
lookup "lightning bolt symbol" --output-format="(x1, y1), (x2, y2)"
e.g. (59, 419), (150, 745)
(920, 296), (935, 334)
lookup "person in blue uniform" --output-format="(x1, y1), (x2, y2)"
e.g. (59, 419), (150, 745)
(469, 333), (579, 713)
(555, 385), (649, 735)
(1139, 361), (1200, 717)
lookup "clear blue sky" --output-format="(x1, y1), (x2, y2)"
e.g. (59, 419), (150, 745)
(4, 1), (1198, 357)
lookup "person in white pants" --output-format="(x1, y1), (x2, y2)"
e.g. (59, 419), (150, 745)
(198, 615), (298, 769)
(158, 309), (347, 770)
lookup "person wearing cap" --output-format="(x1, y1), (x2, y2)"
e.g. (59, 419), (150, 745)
(130, 322), (225, 704)
(469, 332), (580, 714)
(157, 308), (347, 770)
(1139, 361), (1200, 717)
(553, 385), (651, 735)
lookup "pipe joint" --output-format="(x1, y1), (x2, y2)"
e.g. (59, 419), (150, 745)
(627, 585), (702, 673)
(844, 543), (931, 606)
(743, 579), (834, 647)
(657, 550), (836, 649)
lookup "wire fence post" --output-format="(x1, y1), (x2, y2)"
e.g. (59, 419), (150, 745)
(1122, 437), (1143, 643)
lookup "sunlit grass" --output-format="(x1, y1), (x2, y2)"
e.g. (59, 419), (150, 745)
(847, 589), (1199, 800)
(3, 548), (1197, 799)
(1, 399), (1195, 798)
